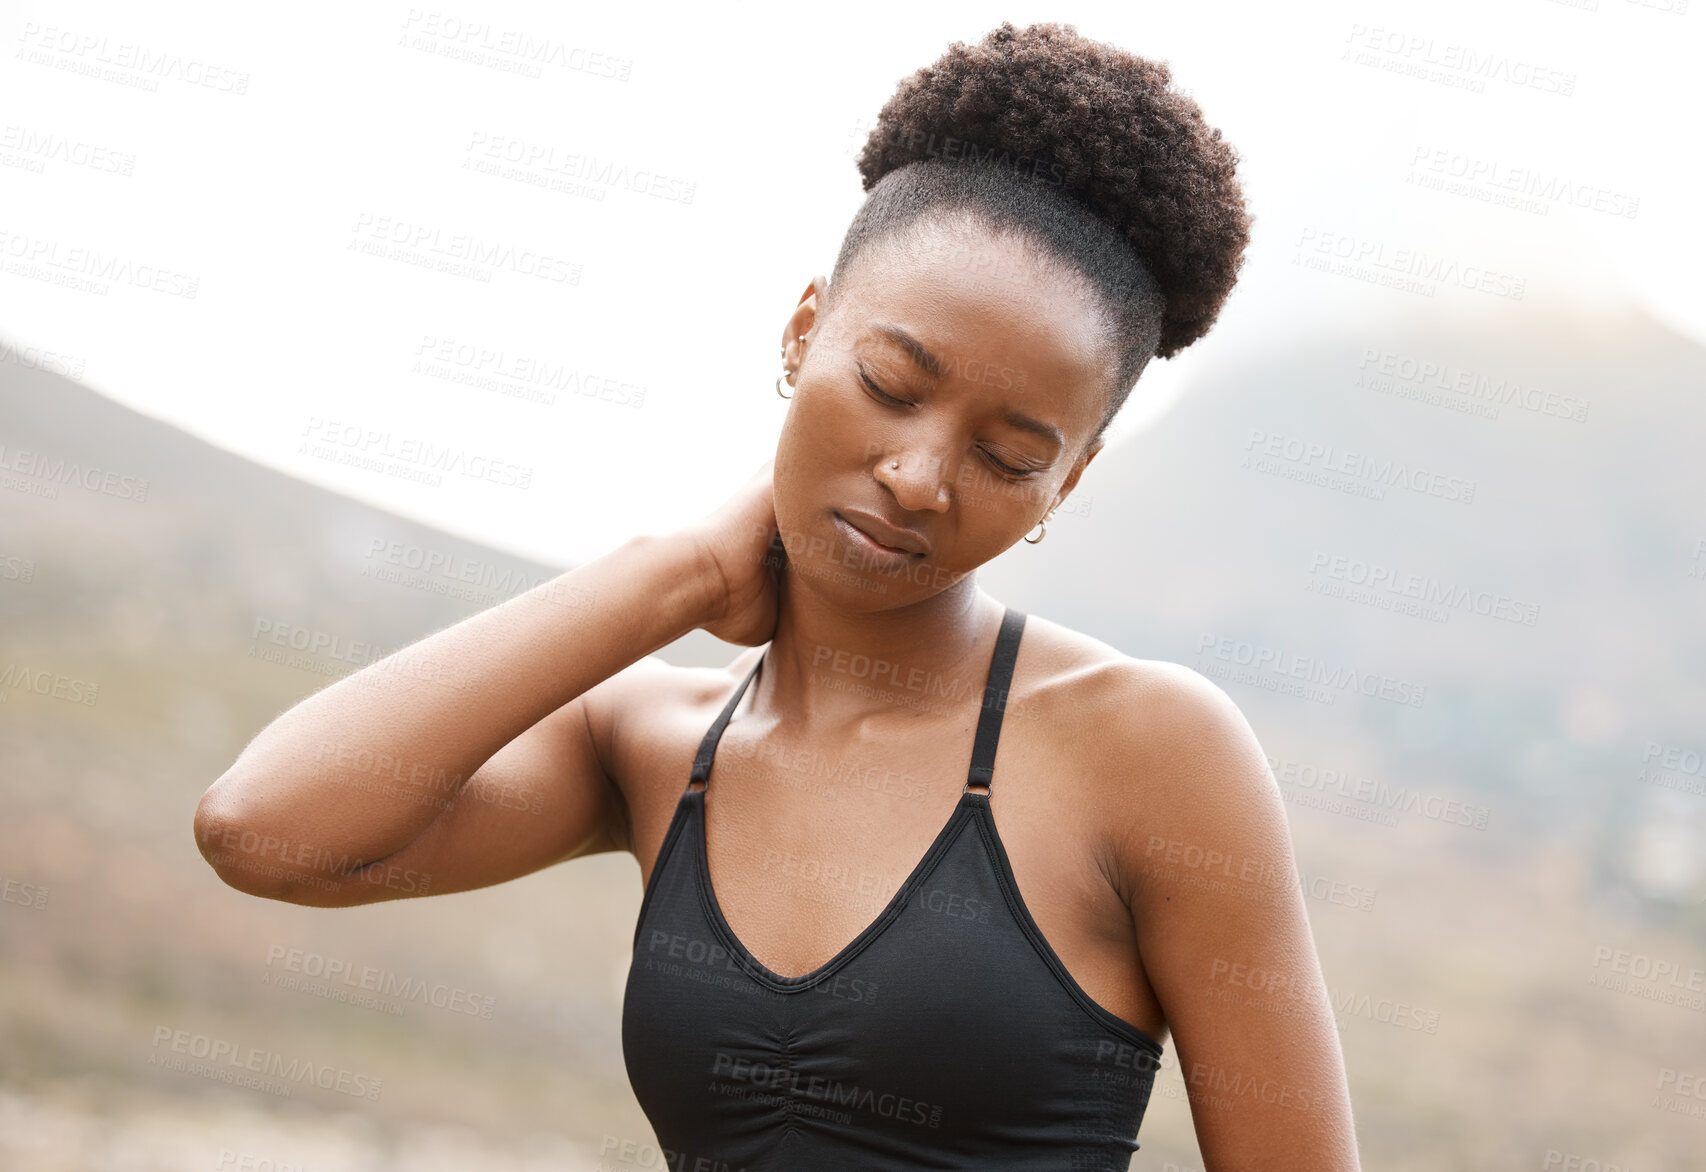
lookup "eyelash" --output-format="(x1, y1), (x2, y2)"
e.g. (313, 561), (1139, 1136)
(857, 365), (1037, 481)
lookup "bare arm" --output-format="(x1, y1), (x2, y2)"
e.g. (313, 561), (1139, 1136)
(1108, 664), (1361, 1170)
(192, 533), (709, 905)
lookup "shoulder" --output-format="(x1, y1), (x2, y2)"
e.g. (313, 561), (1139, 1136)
(1018, 612), (1258, 773)
(585, 644), (765, 724)
(582, 645), (769, 770)
(1015, 613), (1282, 859)
(579, 644), (769, 845)
(1021, 623), (1357, 1160)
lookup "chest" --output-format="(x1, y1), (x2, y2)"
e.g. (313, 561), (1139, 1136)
(620, 703), (1163, 1041)
(621, 788), (1161, 1168)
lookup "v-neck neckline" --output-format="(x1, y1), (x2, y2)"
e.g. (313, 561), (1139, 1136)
(690, 786), (983, 989)
(680, 605), (1026, 990)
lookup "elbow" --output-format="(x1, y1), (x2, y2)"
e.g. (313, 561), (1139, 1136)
(192, 773), (292, 901)
(192, 773), (371, 907)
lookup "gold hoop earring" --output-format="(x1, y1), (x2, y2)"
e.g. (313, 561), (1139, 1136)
(1023, 510), (1055, 544)
(776, 373), (793, 400)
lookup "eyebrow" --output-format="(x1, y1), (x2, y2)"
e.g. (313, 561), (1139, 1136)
(867, 322), (1064, 452)
(871, 322), (949, 379)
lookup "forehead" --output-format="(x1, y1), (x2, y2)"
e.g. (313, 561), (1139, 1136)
(834, 220), (1114, 403)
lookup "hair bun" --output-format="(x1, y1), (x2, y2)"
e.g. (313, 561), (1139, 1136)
(855, 21), (1251, 359)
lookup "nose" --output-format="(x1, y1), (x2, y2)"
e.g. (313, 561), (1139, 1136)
(874, 449), (953, 514)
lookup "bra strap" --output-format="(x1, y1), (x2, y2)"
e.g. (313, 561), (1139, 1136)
(689, 652), (766, 788)
(965, 607), (1028, 793)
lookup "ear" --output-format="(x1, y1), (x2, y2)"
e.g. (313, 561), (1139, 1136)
(780, 275), (831, 368)
(1052, 434), (1104, 511)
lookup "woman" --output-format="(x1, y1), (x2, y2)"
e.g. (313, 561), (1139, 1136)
(195, 22), (1359, 1170)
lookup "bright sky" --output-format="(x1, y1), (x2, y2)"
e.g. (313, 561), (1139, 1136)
(2, 0), (1700, 567)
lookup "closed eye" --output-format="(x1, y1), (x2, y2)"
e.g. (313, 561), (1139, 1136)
(858, 361), (1040, 481)
(982, 452), (1035, 479)
(858, 364), (912, 407)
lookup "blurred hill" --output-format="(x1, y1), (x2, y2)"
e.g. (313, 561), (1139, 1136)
(992, 299), (1706, 897)
(4, 301), (1706, 1169)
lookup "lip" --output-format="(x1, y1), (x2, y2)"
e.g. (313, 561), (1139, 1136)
(835, 508), (931, 557)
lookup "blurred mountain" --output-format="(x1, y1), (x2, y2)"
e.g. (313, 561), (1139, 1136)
(6, 301), (1706, 893)
(4, 300), (1706, 1169)
(986, 298), (1706, 852)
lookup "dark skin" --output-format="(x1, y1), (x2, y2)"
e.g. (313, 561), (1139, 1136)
(747, 222), (1112, 721)
(195, 216), (1359, 1169)
(638, 220), (1360, 1167)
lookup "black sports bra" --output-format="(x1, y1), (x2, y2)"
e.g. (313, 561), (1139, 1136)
(621, 607), (1165, 1169)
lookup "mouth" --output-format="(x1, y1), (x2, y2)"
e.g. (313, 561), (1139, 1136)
(833, 509), (931, 558)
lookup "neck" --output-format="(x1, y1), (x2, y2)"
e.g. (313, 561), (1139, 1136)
(757, 568), (1005, 731)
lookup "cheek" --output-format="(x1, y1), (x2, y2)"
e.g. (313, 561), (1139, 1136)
(954, 465), (1048, 520)
(772, 382), (1049, 556)
(779, 383), (882, 474)
(772, 389), (855, 530)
